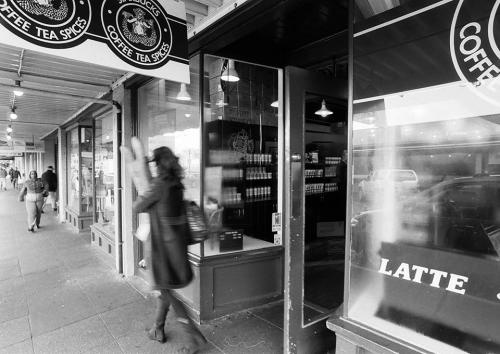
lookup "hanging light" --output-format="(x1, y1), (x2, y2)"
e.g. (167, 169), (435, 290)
(176, 83), (191, 101)
(13, 80), (23, 97)
(315, 99), (333, 118)
(271, 100), (279, 108)
(10, 108), (17, 120)
(221, 59), (239, 82)
(6, 133), (11, 141)
(6, 125), (12, 133)
(184, 113), (191, 118)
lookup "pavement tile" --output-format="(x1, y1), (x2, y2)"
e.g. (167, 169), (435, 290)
(0, 263), (21, 281)
(82, 340), (123, 354)
(100, 300), (155, 339)
(33, 315), (114, 354)
(0, 293), (28, 324)
(23, 267), (75, 296)
(0, 316), (31, 349)
(0, 339), (34, 354)
(199, 312), (283, 354)
(0, 275), (26, 298)
(28, 288), (98, 336)
(80, 277), (144, 313)
(19, 254), (62, 275)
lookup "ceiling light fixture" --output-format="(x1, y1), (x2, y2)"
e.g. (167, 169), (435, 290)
(10, 108), (17, 120)
(315, 99), (333, 118)
(221, 59), (239, 82)
(271, 100), (279, 108)
(6, 125), (12, 133)
(6, 134), (11, 141)
(185, 113), (191, 118)
(176, 83), (191, 101)
(13, 80), (23, 97)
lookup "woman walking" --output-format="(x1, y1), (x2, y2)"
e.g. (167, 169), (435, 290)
(123, 140), (206, 350)
(19, 170), (47, 232)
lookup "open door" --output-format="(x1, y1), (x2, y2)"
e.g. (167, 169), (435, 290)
(284, 66), (348, 353)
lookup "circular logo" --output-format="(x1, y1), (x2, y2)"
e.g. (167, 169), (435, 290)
(450, 0), (500, 105)
(0, 0), (91, 48)
(101, 0), (172, 69)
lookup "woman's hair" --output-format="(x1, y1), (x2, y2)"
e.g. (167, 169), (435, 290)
(29, 170), (37, 179)
(152, 146), (184, 180)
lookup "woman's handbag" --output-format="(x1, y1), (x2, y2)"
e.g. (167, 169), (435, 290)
(185, 200), (209, 244)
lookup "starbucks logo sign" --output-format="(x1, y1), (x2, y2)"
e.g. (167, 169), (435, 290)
(451, 0), (500, 105)
(101, 0), (172, 69)
(0, 0), (91, 47)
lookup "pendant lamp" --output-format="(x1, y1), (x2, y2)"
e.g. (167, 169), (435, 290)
(6, 125), (12, 133)
(271, 100), (279, 108)
(221, 59), (239, 82)
(315, 99), (333, 118)
(10, 108), (17, 120)
(176, 83), (191, 101)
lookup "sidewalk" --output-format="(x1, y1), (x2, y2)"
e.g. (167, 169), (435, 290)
(0, 190), (283, 354)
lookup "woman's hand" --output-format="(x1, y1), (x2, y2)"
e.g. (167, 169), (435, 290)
(120, 137), (152, 195)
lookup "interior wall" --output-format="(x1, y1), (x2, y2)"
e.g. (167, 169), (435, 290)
(43, 137), (56, 171)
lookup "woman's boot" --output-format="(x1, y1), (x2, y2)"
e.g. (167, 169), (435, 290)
(147, 324), (166, 343)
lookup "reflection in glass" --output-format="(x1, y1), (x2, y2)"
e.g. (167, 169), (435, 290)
(94, 116), (115, 233)
(136, 55), (201, 260)
(303, 94), (347, 324)
(68, 128), (79, 211)
(80, 127), (93, 213)
(202, 55), (279, 257)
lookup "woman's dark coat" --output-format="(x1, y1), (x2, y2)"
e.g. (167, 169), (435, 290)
(133, 176), (192, 290)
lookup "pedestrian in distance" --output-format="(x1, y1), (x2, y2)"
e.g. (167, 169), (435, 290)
(0, 166), (7, 191)
(18, 170), (47, 232)
(10, 167), (21, 190)
(41, 166), (58, 212)
(121, 138), (207, 350)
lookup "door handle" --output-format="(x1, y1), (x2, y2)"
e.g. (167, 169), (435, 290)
(291, 153), (302, 218)
(291, 153), (301, 162)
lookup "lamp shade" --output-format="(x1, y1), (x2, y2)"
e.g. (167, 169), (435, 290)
(315, 99), (333, 118)
(176, 83), (191, 101)
(271, 100), (279, 108)
(10, 109), (17, 120)
(221, 59), (239, 82)
(6, 125), (12, 133)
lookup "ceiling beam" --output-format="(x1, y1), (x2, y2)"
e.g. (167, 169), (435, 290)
(184, 0), (209, 16)
(0, 69), (110, 92)
(0, 83), (112, 105)
(0, 119), (59, 125)
(195, 0), (223, 6)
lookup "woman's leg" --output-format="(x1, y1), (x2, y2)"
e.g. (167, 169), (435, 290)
(165, 290), (207, 346)
(148, 289), (169, 342)
(26, 201), (36, 230)
(35, 200), (43, 227)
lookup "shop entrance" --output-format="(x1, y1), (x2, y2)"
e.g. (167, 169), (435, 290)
(285, 66), (348, 353)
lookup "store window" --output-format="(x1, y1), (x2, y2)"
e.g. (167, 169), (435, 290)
(348, 1), (500, 352)
(68, 128), (79, 211)
(201, 55), (280, 257)
(94, 115), (115, 233)
(137, 55), (201, 257)
(67, 126), (93, 214)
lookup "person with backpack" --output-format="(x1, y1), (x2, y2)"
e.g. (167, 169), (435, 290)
(10, 167), (21, 190)
(122, 140), (206, 350)
(41, 166), (58, 212)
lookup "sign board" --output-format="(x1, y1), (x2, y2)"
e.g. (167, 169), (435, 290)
(0, 0), (189, 83)
(271, 212), (281, 232)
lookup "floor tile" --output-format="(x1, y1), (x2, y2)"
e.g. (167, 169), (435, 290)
(200, 312), (284, 354)
(0, 293), (28, 324)
(249, 301), (284, 329)
(23, 267), (75, 296)
(33, 315), (114, 354)
(19, 254), (61, 275)
(0, 316), (31, 349)
(0, 339), (33, 354)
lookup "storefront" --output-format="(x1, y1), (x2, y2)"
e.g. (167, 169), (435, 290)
(328, 1), (500, 353)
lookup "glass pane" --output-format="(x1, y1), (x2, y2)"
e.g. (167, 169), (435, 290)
(303, 94), (346, 324)
(68, 129), (79, 211)
(349, 1), (500, 352)
(80, 127), (93, 214)
(202, 55), (279, 257)
(137, 55), (201, 261)
(94, 116), (115, 232)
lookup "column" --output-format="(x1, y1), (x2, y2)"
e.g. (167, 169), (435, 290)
(57, 128), (67, 223)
